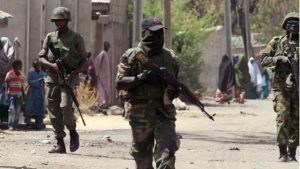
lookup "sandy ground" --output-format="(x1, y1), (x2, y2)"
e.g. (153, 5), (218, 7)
(0, 97), (299, 169)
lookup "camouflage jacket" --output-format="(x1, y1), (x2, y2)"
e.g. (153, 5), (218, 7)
(39, 29), (87, 83)
(261, 35), (299, 90)
(116, 45), (179, 101)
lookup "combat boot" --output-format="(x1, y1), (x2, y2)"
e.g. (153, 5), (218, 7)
(48, 138), (66, 154)
(288, 147), (297, 162)
(278, 145), (288, 162)
(70, 129), (79, 152)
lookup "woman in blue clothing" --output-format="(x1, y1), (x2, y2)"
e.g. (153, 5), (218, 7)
(24, 59), (47, 130)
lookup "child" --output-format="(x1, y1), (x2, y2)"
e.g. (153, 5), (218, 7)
(24, 59), (47, 130)
(5, 59), (26, 130)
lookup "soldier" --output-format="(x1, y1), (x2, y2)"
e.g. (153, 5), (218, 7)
(39, 7), (87, 153)
(116, 17), (180, 169)
(261, 12), (299, 162)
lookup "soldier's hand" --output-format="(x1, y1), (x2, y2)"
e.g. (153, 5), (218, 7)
(137, 70), (161, 83)
(275, 56), (289, 63)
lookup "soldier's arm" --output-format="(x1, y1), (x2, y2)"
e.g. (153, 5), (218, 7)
(38, 34), (57, 71)
(115, 54), (142, 91)
(261, 37), (281, 67)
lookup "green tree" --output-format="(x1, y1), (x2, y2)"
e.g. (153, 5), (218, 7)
(251, 0), (299, 43)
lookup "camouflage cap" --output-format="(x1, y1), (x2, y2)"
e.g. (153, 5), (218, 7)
(51, 7), (71, 22)
(282, 12), (299, 29)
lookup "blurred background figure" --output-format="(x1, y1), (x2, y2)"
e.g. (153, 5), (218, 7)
(94, 41), (111, 109)
(214, 54), (234, 104)
(246, 57), (263, 99)
(233, 54), (252, 104)
(5, 59), (25, 130)
(24, 59), (47, 130)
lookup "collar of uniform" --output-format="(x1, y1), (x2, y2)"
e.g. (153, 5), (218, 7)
(55, 28), (71, 38)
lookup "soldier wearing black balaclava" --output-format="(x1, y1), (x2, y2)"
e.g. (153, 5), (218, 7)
(261, 12), (299, 162)
(116, 17), (180, 169)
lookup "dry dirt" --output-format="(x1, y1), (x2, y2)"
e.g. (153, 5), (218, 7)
(0, 97), (299, 169)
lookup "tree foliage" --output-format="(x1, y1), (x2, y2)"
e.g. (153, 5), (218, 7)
(251, 0), (299, 43)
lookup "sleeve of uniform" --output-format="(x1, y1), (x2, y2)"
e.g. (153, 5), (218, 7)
(260, 36), (280, 67)
(76, 35), (87, 69)
(116, 51), (132, 82)
(38, 33), (51, 58)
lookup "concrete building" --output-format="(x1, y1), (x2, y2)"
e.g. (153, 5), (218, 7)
(91, 0), (129, 104)
(0, 0), (91, 73)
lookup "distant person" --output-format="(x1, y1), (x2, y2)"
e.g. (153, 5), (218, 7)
(5, 59), (25, 130)
(261, 12), (299, 162)
(214, 54), (234, 104)
(233, 54), (252, 103)
(245, 57), (263, 99)
(24, 59), (47, 130)
(94, 41), (111, 109)
(80, 52), (93, 74)
(260, 69), (270, 99)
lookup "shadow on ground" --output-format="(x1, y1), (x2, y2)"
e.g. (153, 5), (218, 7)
(179, 130), (276, 145)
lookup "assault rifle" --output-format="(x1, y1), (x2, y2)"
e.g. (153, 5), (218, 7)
(48, 42), (86, 126)
(288, 56), (299, 92)
(136, 53), (215, 121)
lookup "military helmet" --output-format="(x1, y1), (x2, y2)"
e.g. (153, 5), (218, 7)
(51, 7), (71, 22)
(282, 12), (299, 29)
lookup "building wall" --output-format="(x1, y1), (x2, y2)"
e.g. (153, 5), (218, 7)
(199, 26), (226, 92)
(94, 0), (129, 104)
(0, 0), (91, 73)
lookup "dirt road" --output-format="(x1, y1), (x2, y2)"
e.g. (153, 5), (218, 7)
(0, 98), (298, 169)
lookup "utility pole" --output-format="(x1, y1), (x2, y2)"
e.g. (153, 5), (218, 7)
(244, 0), (253, 59)
(225, 0), (234, 97)
(224, 0), (232, 58)
(133, 0), (143, 46)
(163, 0), (171, 48)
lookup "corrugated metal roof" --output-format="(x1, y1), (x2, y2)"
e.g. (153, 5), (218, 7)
(91, 0), (111, 3)
(0, 10), (13, 20)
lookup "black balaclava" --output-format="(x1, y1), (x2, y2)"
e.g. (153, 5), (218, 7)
(141, 28), (164, 56)
(286, 19), (299, 41)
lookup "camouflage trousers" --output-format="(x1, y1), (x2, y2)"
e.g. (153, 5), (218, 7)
(47, 83), (76, 139)
(273, 90), (299, 148)
(125, 99), (179, 169)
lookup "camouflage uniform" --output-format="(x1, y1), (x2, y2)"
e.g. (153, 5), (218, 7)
(39, 7), (86, 153)
(116, 45), (180, 169)
(261, 12), (299, 161)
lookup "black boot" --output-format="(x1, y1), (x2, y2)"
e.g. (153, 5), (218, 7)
(48, 138), (66, 154)
(70, 129), (79, 152)
(278, 145), (288, 162)
(288, 147), (297, 162)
